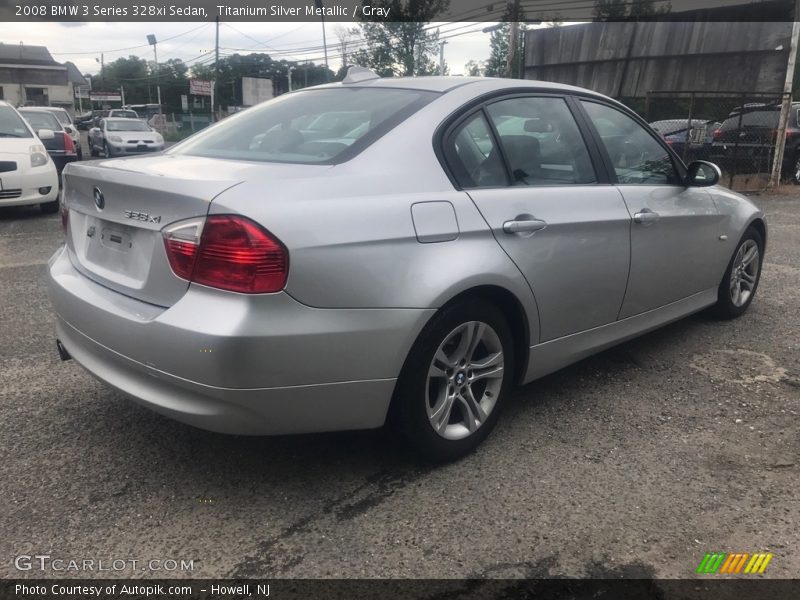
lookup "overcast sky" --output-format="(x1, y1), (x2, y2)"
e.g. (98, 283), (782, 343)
(2, 21), (541, 77)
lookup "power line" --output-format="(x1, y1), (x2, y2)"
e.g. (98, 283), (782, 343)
(50, 23), (211, 56)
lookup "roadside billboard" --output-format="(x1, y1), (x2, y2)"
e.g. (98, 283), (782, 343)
(242, 77), (273, 107)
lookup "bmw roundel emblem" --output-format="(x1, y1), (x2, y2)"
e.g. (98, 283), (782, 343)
(93, 186), (105, 210)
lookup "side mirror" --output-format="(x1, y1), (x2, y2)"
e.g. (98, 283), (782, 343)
(37, 128), (55, 141)
(686, 160), (721, 187)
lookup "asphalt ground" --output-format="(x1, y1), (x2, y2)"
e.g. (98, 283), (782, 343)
(0, 176), (798, 580)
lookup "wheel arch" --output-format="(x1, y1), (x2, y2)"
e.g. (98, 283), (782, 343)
(746, 217), (767, 252)
(385, 284), (532, 428)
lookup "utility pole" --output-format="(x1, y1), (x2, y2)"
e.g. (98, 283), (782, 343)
(314, 0), (329, 79)
(287, 66), (295, 92)
(439, 40), (448, 76)
(768, 2), (800, 188)
(214, 16), (220, 121)
(506, 0), (521, 78)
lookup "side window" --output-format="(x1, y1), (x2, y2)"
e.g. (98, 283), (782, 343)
(581, 101), (680, 185)
(486, 97), (597, 185)
(449, 112), (508, 188)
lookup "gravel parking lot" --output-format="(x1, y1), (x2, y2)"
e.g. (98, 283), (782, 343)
(0, 186), (798, 580)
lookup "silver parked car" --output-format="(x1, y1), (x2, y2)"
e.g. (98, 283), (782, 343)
(88, 117), (164, 158)
(48, 68), (766, 461)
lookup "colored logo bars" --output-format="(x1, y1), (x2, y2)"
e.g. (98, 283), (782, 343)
(697, 552), (774, 574)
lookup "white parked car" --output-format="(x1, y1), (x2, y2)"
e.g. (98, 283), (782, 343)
(0, 100), (59, 212)
(39, 106), (83, 160)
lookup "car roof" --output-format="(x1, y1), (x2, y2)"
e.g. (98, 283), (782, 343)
(104, 117), (146, 123)
(17, 106), (58, 111)
(313, 75), (611, 99)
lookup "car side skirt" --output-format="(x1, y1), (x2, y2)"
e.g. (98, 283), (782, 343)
(524, 287), (718, 383)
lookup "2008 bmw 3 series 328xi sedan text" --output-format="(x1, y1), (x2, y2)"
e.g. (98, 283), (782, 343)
(48, 67), (767, 461)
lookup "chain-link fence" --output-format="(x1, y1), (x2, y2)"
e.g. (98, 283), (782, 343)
(633, 91), (795, 192)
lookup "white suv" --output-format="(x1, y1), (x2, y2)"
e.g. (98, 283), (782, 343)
(0, 101), (59, 212)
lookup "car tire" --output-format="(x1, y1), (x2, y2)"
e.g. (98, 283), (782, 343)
(90, 142), (98, 157)
(791, 156), (800, 185)
(77, 147), (83, 161)
(709, 226), (764, 320)
(393, 298), (515, 462)
(40, 200), (59, 214)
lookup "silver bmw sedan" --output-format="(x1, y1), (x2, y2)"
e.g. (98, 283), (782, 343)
(48, 67), (766, 461)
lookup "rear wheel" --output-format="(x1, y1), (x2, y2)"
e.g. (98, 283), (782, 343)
(394, 299), (514, 462)
(792, 156), (800, 185)
(710, 226), (764, 319)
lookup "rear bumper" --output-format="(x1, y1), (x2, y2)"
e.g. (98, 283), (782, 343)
(47, 246), (434, 434)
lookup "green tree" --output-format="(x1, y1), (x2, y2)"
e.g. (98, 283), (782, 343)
(349, 0), (450, 77)
(464, 60), (485, 77)
(593, 0), (671, 19)
(484, 8), (527, 78)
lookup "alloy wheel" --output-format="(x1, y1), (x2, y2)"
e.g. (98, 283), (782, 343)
(425, 321), (505, 441)
(729, 239), (760, 307)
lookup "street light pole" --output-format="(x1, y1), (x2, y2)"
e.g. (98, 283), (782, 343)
(439, 40), (448, 76)
(147, 34), (162, 114)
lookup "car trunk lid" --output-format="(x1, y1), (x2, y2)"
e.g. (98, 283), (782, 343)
(62, 155), (245, 307)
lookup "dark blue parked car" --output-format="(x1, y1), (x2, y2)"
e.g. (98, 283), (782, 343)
(650, 118), (721, 162)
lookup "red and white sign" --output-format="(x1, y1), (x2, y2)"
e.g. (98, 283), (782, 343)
(89, 91), (122, 102)
(189, 79), (214, 96)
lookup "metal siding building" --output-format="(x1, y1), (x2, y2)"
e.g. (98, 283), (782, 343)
(523, 20), (794, 98)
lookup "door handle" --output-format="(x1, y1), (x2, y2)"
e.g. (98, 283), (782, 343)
(633, 209), (660, 225)
(503, 218), (547, 234)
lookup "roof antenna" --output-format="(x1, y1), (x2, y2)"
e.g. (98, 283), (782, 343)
(342, 65), (381, 85)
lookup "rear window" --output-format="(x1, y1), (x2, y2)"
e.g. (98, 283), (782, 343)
(170, 87), (438, 164)
(19, 110), (62, 132)
(50, 110), (72, 125)
(112, 110), (139, 119)
(720, 107), (779, 130)
(0, 105), (33, 138)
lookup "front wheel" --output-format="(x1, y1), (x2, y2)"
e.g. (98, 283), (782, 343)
(710, 226), (764, 319)
(394, 299), (514, 462)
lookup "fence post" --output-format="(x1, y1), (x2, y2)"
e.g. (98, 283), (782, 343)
(683, 92), (695, 163)
(768, 13), (800, 189)
(728, 93), (746, 189)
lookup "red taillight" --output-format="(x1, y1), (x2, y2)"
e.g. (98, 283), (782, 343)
(163, 215), (288, 294)
(63, 132), (75, 155)
(713, 129), (722, 140)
